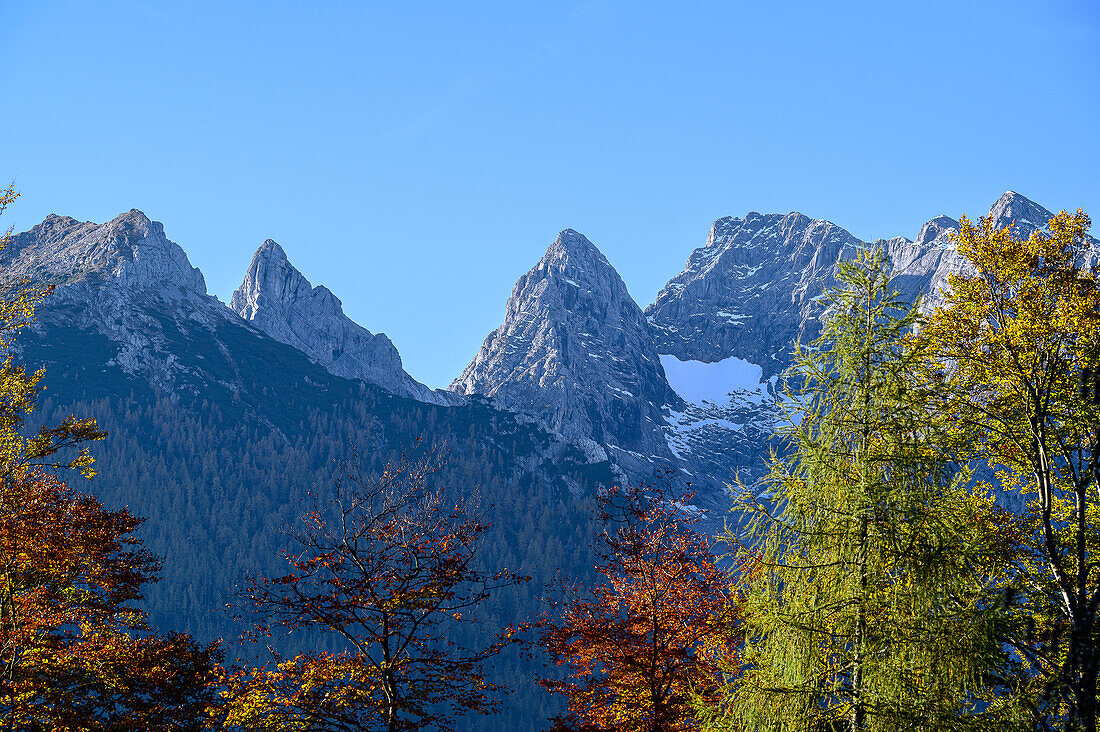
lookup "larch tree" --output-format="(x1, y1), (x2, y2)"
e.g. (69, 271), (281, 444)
(220, 449), (529, 732)
(537, 478), (741, 732)
(708, 248), (1013, 732)
(918, 209), (1100, 732)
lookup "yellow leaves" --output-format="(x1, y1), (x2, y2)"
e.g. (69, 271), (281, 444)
(218, 652), (386, 729)
(921, 208), (1100, 478)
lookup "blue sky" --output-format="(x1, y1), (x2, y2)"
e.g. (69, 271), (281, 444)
(2, 1), (1098, 388)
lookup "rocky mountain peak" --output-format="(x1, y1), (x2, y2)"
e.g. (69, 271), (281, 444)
(645, 210), (862, 373)
(4, 209), (207, 298)
(989, 191), (1054, 236)
(231, 238), (338, 321)
(536, 229), (617, 284)
(3, 211), (230, 391)
(544, 228), (601, 257)
(914, 214), (961, 248)
(255, 238), (288, 260)
(230, 240), (445, 404)
(450, 229), (678, 469)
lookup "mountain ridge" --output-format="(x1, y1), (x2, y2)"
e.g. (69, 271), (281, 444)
(230, 238), (450, 404)
(9, 190), (1090, 500)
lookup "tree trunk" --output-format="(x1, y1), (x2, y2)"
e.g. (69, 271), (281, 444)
(1070, 624), (1098, 732)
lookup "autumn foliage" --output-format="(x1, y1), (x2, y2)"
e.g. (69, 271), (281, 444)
(538, 480), (740, 732)
(221, 450), (530, 732)
(8, 174), (1100, 732)
(0, 184), (220, 731)
(0, 474), (221, 729)
(917, 209), (1100, 730)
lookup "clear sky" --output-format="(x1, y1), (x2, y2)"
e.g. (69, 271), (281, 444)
(2, 1), (1098, 389)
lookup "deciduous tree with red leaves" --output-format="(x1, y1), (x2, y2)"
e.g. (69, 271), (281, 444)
(537, 480), (741, 732)
(221, 450), (530, 732)
(0, 474), (221, 731)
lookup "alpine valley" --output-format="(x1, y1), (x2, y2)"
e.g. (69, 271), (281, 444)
(3, 191), (1086, 730)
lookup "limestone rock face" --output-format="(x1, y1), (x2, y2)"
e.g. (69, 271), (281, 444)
(646, 191), (1078, 377)
(6, 209), (207, 296)
(893, 191), (1068, 313)
(3, 210), (227, 390)
(450, 229), (679, 470)
(643, 191), (1089, 495)
(645, 212), (863, 377)
(989, 190), (1060, 238)
(230, 241), (447, 404)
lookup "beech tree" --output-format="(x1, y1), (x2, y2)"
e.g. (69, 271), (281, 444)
(0, 474), (221, 730)
(708, 249), (1013, 732)
(0, 184), (221, 731)
(537, 479), (741, 732)
(221, 450), (529, 732)
(918, 210), (1100, 731)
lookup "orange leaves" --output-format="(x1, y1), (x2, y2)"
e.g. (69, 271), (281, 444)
(223, 450), (528, 731)
(219, 652), (386, 730)
(0, 473), (221, 730)
(0, 187), (219, 728)
(539, 481), (741, 732)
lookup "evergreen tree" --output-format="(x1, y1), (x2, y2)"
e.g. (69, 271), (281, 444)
(705, 248), (1011, 732)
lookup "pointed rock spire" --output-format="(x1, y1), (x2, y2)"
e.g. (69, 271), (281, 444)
(230, 240), (445, 404)
(450, 229), (678, 463)
(988, 191), (1055, 237)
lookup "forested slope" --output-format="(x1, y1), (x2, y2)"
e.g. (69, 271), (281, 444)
(22, 316), (611, 730)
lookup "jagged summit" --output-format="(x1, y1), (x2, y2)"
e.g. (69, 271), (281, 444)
(256, 238), (287, 259)
(450, 229), (677, 468)
(542, 228), (607, 262)
(913, 215), (961, 248)
(230, 240), (446, 404)
(231, 238), (339, 321)
(645, 191), (1071, 379)
(4, 208), (207, 297)
(2, 210), (229, 390)
(645, 211), (862, 372)
(989, 190), (1054, 236)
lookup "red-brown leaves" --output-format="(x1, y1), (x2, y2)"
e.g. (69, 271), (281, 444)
(223, 450), (529, 731)
(538, 480), (741, 732)
(0, 472), (220, 730)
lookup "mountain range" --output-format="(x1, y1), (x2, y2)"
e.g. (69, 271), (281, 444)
(0, 190), (1087, 729)
(6, 191), (1088, 502)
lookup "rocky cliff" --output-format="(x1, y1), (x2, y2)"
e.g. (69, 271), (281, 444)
(642, 191), (1088, 492)
(2, 209), (231, 390)
(645, 212), (863, 377)
(230, 240), (448, 404)
(450, 229), (679, 475)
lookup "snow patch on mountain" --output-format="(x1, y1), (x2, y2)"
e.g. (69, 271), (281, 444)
(659, 354), (765, 406)
(659, 353), (779, 487)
